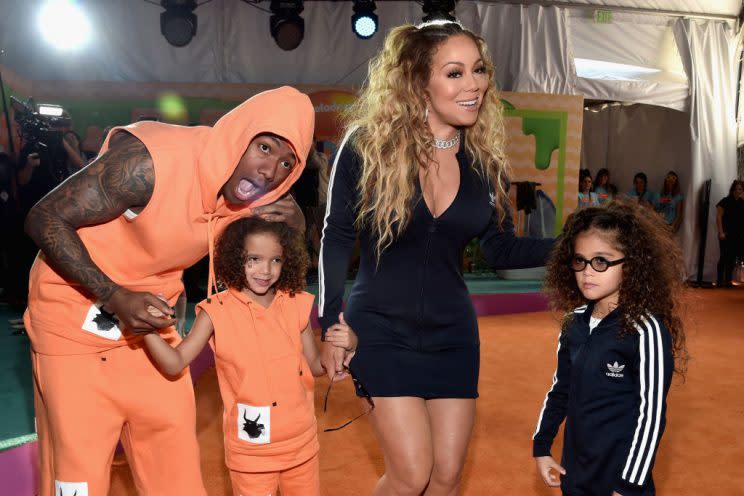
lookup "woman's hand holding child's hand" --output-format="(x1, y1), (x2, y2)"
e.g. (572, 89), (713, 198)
(535, 456), (566, 487)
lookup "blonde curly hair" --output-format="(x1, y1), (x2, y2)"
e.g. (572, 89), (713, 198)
(345, 22), (510, 259)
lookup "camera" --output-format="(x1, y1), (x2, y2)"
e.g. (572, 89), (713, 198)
(10, 96), (72, 182)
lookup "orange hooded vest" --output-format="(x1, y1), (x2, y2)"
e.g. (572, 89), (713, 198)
(199, 289), (317, 472)
(25, 86), (315, 355)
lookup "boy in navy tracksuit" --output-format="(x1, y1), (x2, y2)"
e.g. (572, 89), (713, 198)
(533, 202), (686, 496)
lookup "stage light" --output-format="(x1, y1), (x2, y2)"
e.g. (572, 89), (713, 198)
(351, 0), (378, 39)
(160, 0), (198, 47)
(38, 0), (92, 51)
(270, 0), (304, 51)
(422, 0), (457, 22)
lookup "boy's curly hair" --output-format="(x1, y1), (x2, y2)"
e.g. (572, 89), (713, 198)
(214, 217), (309, 296)
(544, 200), (688, 374)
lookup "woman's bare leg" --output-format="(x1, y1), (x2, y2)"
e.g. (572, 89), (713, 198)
(367, 396), (434, 496)
(423, 399), (476, 496)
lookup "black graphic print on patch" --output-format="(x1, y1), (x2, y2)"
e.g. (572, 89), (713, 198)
(92, 308), (118, 332)
(243, 411), (265, 439)
(59, 489), (77, 496)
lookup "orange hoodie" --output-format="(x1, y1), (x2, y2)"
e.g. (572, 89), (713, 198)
(25, 86), (315, 355)
(199, 288), (317, 472)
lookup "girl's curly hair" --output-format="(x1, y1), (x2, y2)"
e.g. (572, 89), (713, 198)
(544, 200), (688, 374)
(214, 217), (309, 296)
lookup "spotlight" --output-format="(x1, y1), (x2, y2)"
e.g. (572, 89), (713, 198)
(160, 0), (197, 47)
(270, 0), (304, 51)
(351, 0), (378, 40)
(422, 0), (457, 22)
(38, 0), (92, 51)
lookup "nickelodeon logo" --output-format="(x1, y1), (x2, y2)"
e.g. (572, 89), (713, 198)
(309, 90), (358, 156)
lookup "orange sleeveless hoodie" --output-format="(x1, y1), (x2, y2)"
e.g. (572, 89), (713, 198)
(198, 289), (317, 472)
(24, 86), (315, 355)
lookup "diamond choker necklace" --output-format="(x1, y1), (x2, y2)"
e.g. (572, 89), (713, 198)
(433, 132), (460, 150)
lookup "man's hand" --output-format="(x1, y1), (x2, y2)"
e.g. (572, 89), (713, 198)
(103, 287), (176, 334)
(320, 340), (348, 381)
(252, 194), (306, 233)
(535, 456), (565, 487)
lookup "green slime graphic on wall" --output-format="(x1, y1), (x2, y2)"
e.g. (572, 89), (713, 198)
(501, 98), (567, 234)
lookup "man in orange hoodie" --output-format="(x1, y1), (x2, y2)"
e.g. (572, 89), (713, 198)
(23, 86), (315, 496)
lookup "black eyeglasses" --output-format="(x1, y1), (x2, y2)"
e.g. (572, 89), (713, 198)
(569, 255), (626, 272)
(323, 366), (375, 432)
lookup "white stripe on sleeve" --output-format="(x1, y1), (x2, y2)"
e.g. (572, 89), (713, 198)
(623, 315), (664, 485)
(622, 320), (648, 480)
(533, 331), (563, 439)
(317, 126), (358, 318)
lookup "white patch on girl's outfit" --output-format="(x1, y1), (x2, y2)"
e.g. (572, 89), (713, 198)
(55, 480), (88, 496)
(237, 403), (271, 444)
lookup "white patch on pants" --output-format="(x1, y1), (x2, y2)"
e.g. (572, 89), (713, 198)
(55, 480), (88, 496)
(237, 403), (270, 444)
(81, 303), (122, 340)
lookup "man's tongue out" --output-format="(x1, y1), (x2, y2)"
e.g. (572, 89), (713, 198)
(236, 179), (260, 202)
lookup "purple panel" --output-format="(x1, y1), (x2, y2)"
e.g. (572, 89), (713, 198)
(0, 442), (38, 496)
(471, 293), (548, 316)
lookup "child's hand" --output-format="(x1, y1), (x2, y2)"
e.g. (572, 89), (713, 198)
(325, 312), (358, 351)
(535, 456), (565, 487)
(146, 293), (171, 319)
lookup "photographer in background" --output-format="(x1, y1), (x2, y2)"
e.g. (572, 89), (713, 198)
(62, 129), (86, 173)
(9, 98), (84, 310)
(0, 152), (20, 306)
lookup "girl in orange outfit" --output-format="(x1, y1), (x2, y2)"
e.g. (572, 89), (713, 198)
(145, 217), (356, 496)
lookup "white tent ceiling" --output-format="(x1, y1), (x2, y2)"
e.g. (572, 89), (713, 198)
(0, 1), (740, 87)
(534, 0), (740, 17)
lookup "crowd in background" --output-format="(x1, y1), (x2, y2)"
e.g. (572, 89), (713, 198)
(577, 167), (744, 286)
(577, 168), (684, 233)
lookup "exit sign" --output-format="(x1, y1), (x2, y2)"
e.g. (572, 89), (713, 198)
(594, 9), (612, 24)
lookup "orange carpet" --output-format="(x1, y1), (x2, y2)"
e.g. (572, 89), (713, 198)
(109, 288), (744, 495)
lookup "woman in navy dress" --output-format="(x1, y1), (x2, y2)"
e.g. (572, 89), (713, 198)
(318, 21), (553, 495)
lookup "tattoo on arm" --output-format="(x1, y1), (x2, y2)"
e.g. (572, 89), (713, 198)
(25, 132), (154, 302)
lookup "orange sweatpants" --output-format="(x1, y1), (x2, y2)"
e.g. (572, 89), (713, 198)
(229, 453), (320, 496)
(32, 344), (206, 496)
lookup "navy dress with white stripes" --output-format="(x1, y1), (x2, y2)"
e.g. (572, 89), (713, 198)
(533, 304), (673, 496)
(318, 134), (553, 399)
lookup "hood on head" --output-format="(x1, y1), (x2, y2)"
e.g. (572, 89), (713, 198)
(199, 86), (316, 214)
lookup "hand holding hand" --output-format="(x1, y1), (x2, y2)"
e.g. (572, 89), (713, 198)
(325, 312), (358, 351)
(103, 287), (176, 334)
(535, 456), (565, 487)
(320, 339), (349, 381)
(252, 194), (305, 233)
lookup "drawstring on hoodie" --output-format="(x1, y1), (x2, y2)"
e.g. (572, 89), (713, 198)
(206, 212), (223, 305)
